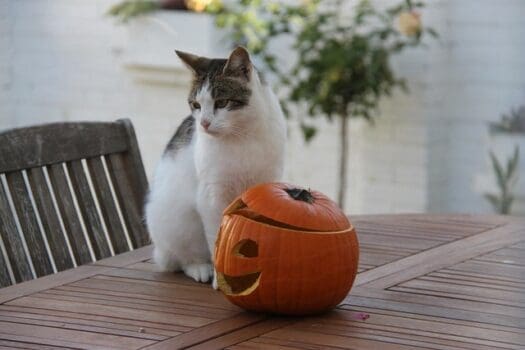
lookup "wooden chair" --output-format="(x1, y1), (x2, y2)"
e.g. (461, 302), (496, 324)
(0, 119), (149, 287)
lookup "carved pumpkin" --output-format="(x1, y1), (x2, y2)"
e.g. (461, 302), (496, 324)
(214, 183), (359, 315)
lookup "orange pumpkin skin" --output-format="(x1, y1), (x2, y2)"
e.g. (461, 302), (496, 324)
(214, 183), (359, 315)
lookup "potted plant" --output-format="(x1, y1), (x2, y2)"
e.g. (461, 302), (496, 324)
(483, 106), (525, 215)
(207, 0), (437, 208)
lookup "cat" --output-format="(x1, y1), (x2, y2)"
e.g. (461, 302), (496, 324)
(145, 47), (287, 286)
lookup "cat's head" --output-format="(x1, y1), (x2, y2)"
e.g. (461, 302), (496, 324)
(175, 47), (260, 138)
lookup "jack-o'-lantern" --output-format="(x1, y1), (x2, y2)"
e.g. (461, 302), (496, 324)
(214, 183), (359, 315)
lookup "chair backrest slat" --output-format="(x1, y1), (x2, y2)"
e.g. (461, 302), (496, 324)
(86, 156), (130, 255)
(46, 163), (94, 266)
(0, 123), (129, 173)
(26, 167), (74, 272)
(105, 153), (149, 248)
(4, 171), (54, 278)
(0, 245), (12, 287)
(66, 160), (112, 260)
(0, 178), (34, 284)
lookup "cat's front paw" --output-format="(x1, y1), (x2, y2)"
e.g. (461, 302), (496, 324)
(183, 263), (214, 283)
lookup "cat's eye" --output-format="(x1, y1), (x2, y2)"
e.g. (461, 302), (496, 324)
(214, 99), (229, 109)
(229, 100), (244, 108)
(190, 101), (201, 110)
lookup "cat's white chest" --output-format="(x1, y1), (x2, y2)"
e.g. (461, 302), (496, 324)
(195, 133), (283, 204)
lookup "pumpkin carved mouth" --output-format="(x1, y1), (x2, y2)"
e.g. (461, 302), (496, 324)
(216, 271), (261, 296)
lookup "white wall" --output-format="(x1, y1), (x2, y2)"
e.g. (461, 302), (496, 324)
(1, 0), (524, 215)
(426, 0), (525, 213)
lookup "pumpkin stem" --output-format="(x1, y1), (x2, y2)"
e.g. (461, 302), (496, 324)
(285, 188), (315, 204)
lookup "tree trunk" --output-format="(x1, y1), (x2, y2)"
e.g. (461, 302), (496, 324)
(337, 114), (349, 209)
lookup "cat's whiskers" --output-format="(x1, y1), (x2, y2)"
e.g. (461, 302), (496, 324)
(213, 122), (249, 140)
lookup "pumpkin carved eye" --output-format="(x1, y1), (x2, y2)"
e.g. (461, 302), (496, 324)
(233, 239), (258, 258)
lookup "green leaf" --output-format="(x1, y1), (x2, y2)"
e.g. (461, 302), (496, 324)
(484, 193), (500, 209)
(107, 0), (160, 22)
(301, 123), (318, 143)
(427, 28), (439, 38)
(280, 100), (290, 119)
(489, 151), (506, 192)
(507, 146), (520, 178)
(486, 147), (519, 215)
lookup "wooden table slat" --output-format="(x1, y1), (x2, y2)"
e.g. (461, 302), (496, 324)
(185, 318), (294, 350)
(142, 314), (267, 350)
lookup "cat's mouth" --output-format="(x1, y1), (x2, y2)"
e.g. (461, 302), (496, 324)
(216, 271), (261, 296)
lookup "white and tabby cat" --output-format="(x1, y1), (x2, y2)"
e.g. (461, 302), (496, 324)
(145, 47), (287, 285)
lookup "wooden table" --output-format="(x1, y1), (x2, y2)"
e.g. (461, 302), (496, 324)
(0, 214), (524, 349)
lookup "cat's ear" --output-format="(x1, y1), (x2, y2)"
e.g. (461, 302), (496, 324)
(223, 46), (252, 81)
(175, 50), (209, 75)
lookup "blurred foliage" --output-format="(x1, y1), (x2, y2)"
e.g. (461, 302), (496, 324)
(490, 106), (525, 134)
(109, 0), (437, 141)
(206, 0), (438, 141)
(108, 0), (161, 22)
(108, 0), (215, 22)
(207, 0), (437, 207)
(484, 146), (520, 215)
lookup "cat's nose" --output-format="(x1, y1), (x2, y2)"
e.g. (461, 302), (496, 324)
(201, 120), (211, 130)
